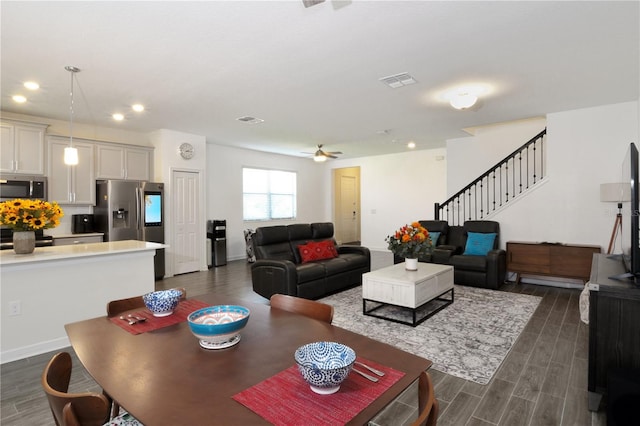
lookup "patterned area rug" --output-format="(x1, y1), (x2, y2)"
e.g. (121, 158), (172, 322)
(319, 285), (541, 385)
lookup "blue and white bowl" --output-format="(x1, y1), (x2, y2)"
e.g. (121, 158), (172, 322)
(187, 305), (250, 349)
(142, 289), (182, 317)
(294, 341), (356, 394)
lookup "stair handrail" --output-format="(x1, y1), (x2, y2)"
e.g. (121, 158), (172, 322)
(435, 128), (547, 223)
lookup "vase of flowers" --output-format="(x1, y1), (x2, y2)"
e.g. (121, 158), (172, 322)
(385, 222), (433, 270)
(0, 198), (64, 254)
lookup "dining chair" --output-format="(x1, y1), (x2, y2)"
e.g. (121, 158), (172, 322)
(62, 402), (143, 426)
(411, 371), (438, 426)
(41, 351), (112, 426)
(106, 287), (187, 317)
(269, 293), (334, 324)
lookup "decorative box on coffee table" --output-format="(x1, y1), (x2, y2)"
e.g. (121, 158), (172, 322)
(362, 262), (454, 327)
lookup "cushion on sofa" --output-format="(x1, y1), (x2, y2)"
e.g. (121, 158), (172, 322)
(298, 240), (338, 263)
(311, 222), (334, 239)
(463, 232), (497, 256)
(429, 231), (441, 245)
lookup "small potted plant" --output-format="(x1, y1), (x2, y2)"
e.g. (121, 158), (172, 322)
(0, 198), (64, 254)
(385, 222), (432, 270)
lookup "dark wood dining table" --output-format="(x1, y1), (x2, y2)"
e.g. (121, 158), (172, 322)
(65, 293), (432, 425)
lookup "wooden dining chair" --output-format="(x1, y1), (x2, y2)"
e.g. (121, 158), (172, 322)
(106, 287), (187, 317)
(269, 294), (334, 324)
(62, 401), (142, 426)
(411, 371), (439, 426)
(41, 352), (112, 426)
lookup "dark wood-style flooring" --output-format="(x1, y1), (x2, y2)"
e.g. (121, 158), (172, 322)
(1, 252), (607, 425)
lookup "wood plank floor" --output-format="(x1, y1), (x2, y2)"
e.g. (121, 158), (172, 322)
(1, 252), (608, 426)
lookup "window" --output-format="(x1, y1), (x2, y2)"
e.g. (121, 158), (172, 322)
(243, 168), (297, 221)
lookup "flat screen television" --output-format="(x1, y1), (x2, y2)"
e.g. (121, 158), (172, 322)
(144, 192), (163, 226)
(620, 142), (640, 283)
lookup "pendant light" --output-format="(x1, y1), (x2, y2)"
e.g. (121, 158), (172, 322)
(64, 66), (80, 165)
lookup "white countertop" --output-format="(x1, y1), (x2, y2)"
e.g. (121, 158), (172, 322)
(0, 240), (167, 266)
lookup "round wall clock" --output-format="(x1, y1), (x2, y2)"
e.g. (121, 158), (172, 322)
(179, 143), (194, 159)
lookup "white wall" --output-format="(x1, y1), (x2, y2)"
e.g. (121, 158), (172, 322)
(448, 101), (639, 251)
(329, 148), (448, 251)
(206, 144), (328, 261)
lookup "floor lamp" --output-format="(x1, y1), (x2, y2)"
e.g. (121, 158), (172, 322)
(601, 183), (631, 254)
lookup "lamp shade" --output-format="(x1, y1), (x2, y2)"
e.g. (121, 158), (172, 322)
(600, 183), (631, 203)
(64, 146), (79, 165)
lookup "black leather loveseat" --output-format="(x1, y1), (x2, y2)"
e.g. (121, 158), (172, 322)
(251, 222), (370, 300)
(394, 220), (506, 289)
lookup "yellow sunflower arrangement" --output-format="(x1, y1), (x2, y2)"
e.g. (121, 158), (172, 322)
(0, 198), (64, 231)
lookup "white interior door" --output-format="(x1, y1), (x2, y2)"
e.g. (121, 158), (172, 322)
(334, 167), (360, 244)
(173, 170), (200, 275)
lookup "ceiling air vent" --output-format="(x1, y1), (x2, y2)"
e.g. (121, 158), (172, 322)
(236, 116), (264, 124)
(379, 73), (417, 89)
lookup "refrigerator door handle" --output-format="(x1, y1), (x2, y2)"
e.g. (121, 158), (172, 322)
(136, 187), (142, 234)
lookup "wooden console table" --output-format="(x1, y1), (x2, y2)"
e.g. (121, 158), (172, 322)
(506, 241), (601, 284)
(588, 253), (640, 411)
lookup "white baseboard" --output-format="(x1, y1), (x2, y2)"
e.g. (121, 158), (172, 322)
(1, 336), (70, 364)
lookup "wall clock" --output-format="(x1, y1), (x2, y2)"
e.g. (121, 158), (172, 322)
(179, 143), (194, 160)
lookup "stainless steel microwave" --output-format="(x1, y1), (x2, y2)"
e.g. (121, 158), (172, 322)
(0, 175), (47, 201)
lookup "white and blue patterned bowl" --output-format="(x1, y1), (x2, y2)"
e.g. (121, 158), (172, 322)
(142, 289), (182, 317)
(187, 305), (250, 349)
(294, 341), (356, 394)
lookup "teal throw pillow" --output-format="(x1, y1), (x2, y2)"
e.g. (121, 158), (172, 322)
(463, 232), (497, 256)
(429, 231), (441, 245)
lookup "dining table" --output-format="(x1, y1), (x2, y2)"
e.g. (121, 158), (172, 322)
(65, 293), (432, 425)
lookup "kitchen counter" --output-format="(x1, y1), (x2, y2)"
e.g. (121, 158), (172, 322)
(1, 240), (166, 363)
(0, 240), (163, 266)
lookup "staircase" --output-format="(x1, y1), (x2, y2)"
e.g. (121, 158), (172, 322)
(434, 129), (547, 225)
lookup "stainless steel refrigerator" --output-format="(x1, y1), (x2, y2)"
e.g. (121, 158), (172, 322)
(94, 180), (165, 279)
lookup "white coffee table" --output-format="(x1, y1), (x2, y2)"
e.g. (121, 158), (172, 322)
(362, 262), (454, 326)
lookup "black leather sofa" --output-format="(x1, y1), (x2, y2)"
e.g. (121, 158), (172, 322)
(251, 222), (371, 300)
(394, 220), (506, 289)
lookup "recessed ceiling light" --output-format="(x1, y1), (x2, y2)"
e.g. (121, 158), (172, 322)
(12, 95), (27, 103)
(24, 81), (39, 90)
(407, 141), (416, 149)
(132, 104), (144, 112)
(112, 113), (124, 121)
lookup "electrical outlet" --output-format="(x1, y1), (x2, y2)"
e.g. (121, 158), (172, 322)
(8, 301), (21, 316)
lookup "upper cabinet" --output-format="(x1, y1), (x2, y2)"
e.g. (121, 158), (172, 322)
(0, 120), (48, 175)
(96, 143), (152, 181)
(47, 136), (95, 205)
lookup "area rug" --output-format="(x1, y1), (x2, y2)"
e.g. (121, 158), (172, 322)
(319, 285), (541, 385)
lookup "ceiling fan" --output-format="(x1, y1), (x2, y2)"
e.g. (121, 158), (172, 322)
(303, 144), (343, 162)
(302, 0), (325, 8)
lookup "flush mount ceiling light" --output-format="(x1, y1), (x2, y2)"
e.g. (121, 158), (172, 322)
(12, 95), (27, 103)
(64, 66), (80, 166)
(407, 141), (416, 149)
(24, 81), (40, 90)
(112, 113), (124, 121)
(442, 85), (489, 110)
(132, 104), (144, 112)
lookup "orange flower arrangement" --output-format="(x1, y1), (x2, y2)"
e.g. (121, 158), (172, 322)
(0, 198), (64, 231)
(385, 221), (433, 259)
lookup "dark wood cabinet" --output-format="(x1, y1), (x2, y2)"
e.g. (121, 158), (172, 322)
(588, 254), (640, 411)
(506, 241), (601, 283)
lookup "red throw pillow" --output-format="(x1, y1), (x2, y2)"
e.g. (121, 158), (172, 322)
(298, 240), (338, 263)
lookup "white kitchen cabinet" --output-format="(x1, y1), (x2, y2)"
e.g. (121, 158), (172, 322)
(0, 120), (47, 174)
(47, 136), (95, 205)
(96, 143), (152, 181)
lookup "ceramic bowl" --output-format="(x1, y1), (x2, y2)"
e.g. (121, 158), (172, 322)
(187, 305), (250, 350)
(142, 289), (182, 317)
(294, 341), (356, 394)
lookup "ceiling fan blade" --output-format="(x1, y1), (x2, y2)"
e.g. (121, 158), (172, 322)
(327, 154), (338, 159)
(326, 151), (343, 155)
(302, 0), (325, 8)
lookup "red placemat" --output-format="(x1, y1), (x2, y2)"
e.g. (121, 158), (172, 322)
(232, 358), (405, 425)
(109, 299), (210, 334)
